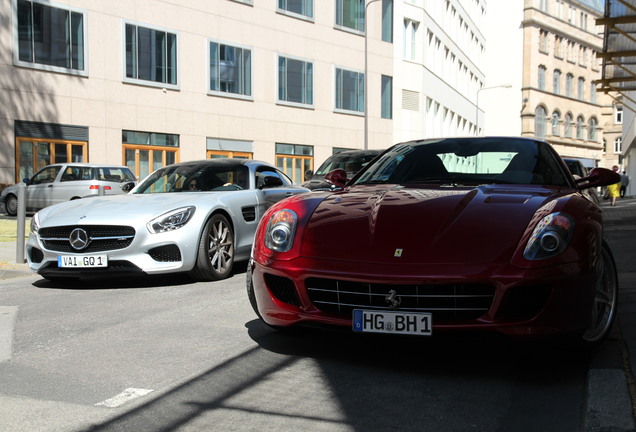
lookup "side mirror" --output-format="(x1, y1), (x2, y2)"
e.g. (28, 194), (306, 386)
(325, 168), (348, 188)
(121, 181), (136, 192)
(23, 178), (30, 185)
(577, 167), (621, 190)
(261, 175), (284, 189)
(304, 170), (314, 181)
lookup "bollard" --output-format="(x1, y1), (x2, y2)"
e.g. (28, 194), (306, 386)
(98, 184), (105, 196)
(16, 183), (26, 263)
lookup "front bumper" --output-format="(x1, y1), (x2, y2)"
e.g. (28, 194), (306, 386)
(249, 254), (596, 338)
(26, 225), (199, 279)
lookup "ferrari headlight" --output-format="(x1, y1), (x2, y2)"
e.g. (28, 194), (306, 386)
(523, 212), (574, 260)
(147, 206), (195, 234)
(265, 209), (297, 252)
(30, 212), (40, 234)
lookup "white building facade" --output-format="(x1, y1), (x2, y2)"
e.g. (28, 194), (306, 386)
(1, 0), (491, 187)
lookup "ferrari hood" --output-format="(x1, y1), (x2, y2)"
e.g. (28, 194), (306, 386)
(35, 193), (214, 226)
(300, 185), (558, 265)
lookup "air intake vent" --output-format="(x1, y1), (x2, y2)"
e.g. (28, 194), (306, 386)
(402, 90), (420, 111)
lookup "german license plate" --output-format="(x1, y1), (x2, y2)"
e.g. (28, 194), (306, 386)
(352, 309), (432, 336)
(57, 255), (108, 268)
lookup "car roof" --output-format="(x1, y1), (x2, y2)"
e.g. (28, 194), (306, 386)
(42, 163), (131, 169)
(160, 159), (273, 168)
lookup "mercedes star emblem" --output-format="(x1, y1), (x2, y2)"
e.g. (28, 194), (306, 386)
(69, 228), (90, 251)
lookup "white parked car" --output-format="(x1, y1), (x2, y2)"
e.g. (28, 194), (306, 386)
(1, 163), (137, 216)
(26, 159), (309, 282)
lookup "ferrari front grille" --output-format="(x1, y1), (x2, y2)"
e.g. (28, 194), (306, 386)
(38, 225), (135, 253)
(306, 278), (495, 321)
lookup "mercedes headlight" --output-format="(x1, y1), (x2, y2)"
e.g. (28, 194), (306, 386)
(147, 206), (195, 234)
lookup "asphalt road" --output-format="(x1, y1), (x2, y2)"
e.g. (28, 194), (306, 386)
(0, 263), (617, 432)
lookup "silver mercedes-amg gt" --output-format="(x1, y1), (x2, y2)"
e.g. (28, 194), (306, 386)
(26, 159), (309, 282)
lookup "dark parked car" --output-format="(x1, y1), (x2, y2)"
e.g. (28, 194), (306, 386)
(0, 163), (137, 216)
(248, 137), (621, 346)
(302, 149), (382, 190)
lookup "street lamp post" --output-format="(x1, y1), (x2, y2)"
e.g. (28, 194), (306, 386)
(364, 0), (381, 150)
(475, 84), (512, 135)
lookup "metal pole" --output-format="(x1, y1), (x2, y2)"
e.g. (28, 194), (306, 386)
(16, 183), (26, 263)
(364, 0), (381, 150)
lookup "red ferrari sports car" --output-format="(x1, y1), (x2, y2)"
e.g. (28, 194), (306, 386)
(247, 137), (620, 345)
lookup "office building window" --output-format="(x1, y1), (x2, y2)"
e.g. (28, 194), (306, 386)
(616, 106), (623, 124)
(539, 30), (548, 53)
(615, 138), (622, 153)
(538, 65), (546, 90)
(336, 0), (364, 33)
(123, 130), (179, 181)
(576, 116), (584, 139)
(553, 69), (561, 94)
(276, 143), (313, 183)
(278, 0), (313, 19)
(278, 56), (313, 106)
(335, 67), (364, 113)
(566, 73), (573, 97)
(564, 113), (573, 138)
(403, 19), (419, 61)
(578, 77), (585, 100)
(551, 111), (561, 136)
(125, 22), (177, 87)
(15, 0), (86, 74)
(588, 117), (597, 142)
(209, 41), (252, 97)
(381, 75), (392, 119)
(535, 106), (547, 139)
(382, 0), (393, 42)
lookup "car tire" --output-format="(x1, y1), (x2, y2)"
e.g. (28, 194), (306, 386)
(5, 194), (17, 216)
(189, 213), (234, 281)
(581, 241), (618, 346)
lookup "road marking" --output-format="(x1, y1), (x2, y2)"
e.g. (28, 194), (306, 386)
(95, 388), (154, 408)
(0, 306), (18, 362)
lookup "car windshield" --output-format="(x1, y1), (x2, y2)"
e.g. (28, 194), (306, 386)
(133, 164), (249, 194)
(314, 152), (380, 176)
(353, 138), (573, 187)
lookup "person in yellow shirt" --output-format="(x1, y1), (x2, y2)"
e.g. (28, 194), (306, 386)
(607, 165), (621, 206)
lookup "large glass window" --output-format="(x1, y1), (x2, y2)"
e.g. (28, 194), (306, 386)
(15, 0), (86, 74)
(576, 116), (584, 140)
(278, 0), (313, 18)
(335, 68), (364, 113)
(553, 69), (561, 94)
(566, 73), (573, 97)
(276, 143), (313, 183)
(551, 111), (561, 136)
(336, 0), (365, 32)
(278, 56), (313, 106)
(16, 138), (86, 182)
(381, 75), (392, 119)
(123, 130), (179, 181)
(578, 77), (585, 100)
(125, 22), (177, 86)
(538, 65), (546, 90)
(588, 118), (597, 142)
(382, 0), (393, 43)
(564, 113), (573, 138)
(535, 106), (547, 139)
(209, 41), (252, 97)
